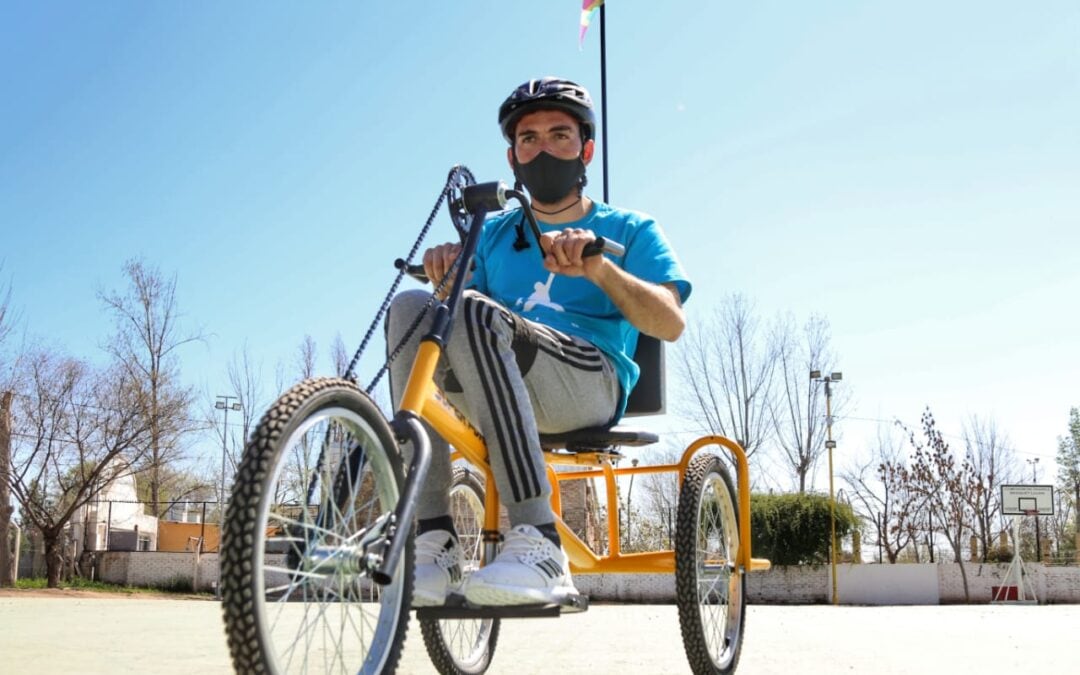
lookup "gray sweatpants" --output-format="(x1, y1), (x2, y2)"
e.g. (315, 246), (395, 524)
(386, 288), (620, 527)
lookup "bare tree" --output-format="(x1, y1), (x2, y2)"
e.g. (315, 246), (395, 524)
(100, 260), (200, 517)
(267, 336), (321, 506)
(962, 416), (1019, 561)
(331, 333), (349, 377)
(0, 268), (13, 348)
(842, 424), (925, 563)
(674, 294), (776, 458)
(0, 271), (16, 586)
(225, 343), (267, 466)
(0, 390), (14, 586)
(634, 445), (682, 551)
(8, 350), (152, 587)
(296, 335), (317, 379)
(770, 313), (844, 492)
(901, 410), (983, 602)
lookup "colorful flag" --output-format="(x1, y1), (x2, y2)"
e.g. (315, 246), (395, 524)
(579, 0), (604, 48)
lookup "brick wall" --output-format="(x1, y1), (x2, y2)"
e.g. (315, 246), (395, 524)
(748, 565), (829, 604)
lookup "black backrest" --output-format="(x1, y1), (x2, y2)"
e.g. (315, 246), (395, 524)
(624, 334), (664, 416)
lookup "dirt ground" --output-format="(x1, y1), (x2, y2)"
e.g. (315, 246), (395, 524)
(0, 586), (214, 601)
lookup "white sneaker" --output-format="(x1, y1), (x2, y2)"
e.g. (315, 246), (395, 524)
(413, 530), (465, 607)
(464, 524), (578, 606)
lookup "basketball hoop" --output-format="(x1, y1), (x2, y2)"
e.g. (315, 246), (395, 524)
(1023, 509), (1038, 517)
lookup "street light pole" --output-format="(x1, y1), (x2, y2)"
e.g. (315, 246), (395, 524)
(625, 458), (640, 550)
(215, 396), (242, 532)
(811, 369), (842, 606)
(215, 395), (241, 600)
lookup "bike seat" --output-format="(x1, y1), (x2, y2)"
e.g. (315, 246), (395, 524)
(539, 425), (659, 452)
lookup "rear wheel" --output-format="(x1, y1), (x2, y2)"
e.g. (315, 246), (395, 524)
(221, 377), (412, 674)
(675, 453), (746, 675)
(420, 468), (501, 673)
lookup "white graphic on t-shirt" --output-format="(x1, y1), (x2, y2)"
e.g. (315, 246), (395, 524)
(516, 272), (564, 312)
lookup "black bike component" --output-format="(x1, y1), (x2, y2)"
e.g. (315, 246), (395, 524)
(375, 412), (432, 585)
(505, 189), (546, 262)
(450, 181), (509, 216)
(583, 236), (625, 258)
(423, 208), (487, 348)
(416, 593), (589, 620)
(504, 188), (624, 260)
(446, 166), (479, 239)
(345, 165), (474, 386)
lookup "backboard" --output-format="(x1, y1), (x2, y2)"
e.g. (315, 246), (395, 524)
(1000, 484), (1054, 516)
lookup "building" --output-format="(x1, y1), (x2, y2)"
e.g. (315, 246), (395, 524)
(70, 459), (158, 554)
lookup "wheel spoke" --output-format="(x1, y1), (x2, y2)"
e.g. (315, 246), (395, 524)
(221, 380), (410, 675)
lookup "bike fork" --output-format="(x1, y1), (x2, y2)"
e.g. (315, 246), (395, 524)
(370, 412), (431, 585)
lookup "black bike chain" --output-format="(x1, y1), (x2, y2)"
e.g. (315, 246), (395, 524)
(343, 167), (466, 395)
(306, 170), (466, 508)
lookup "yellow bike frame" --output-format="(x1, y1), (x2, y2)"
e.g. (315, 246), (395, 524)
(397, 338), (771, 575)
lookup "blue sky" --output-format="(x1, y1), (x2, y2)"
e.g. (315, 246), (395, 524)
(2, 2), (1078, 490)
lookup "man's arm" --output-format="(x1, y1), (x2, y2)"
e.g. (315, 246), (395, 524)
(591, 263), (685, 341)
(541, 229), (686, 341)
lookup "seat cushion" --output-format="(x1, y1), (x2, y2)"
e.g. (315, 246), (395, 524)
(539, 425), (659, 451)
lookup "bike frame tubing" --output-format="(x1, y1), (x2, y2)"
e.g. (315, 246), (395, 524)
(376, 208), (487, 583)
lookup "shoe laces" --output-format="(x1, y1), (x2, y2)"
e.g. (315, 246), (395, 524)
(416, 531), (458, 565)
(500, 525), (556, 562)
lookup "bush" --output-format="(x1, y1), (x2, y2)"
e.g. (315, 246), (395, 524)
(750, 492), (859, 565)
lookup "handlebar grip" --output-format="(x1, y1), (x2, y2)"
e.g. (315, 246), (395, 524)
(394, 258), (429, 283)
(582, 237), (625, 258)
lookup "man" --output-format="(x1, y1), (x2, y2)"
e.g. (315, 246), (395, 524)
(386, 76), (691, 607)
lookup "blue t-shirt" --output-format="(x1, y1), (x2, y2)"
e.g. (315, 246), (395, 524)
(468, 201), (692, 419)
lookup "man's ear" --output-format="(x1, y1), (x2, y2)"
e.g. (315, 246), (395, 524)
(506, 146), (515, 170)
(582, 139), (595, 165)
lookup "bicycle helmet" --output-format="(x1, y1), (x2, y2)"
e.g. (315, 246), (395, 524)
(498, 77), (596, 143)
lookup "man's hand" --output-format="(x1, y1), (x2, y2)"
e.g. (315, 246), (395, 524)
(540, 228), (606, 280)
(541, 229), (686, 342)
(423, 242), (467, 297)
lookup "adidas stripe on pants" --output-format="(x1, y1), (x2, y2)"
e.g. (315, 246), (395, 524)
(386, 288), (620, 527)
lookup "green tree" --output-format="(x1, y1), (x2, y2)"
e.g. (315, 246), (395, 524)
(749, 492), (858, 565)
(1057, 407), (1080, 536)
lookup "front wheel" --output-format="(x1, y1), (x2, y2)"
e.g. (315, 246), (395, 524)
(675, 453), (746, 675)
(221, 377), (413, 674)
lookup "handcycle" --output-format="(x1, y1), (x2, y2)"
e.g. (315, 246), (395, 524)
(220, 166), (771, 674)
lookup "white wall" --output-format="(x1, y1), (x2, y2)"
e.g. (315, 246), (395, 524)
(97, 553), (1080, 604)
(835, 564), (939, 605)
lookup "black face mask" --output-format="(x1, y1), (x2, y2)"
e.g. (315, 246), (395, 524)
(513, 151), (585, 204)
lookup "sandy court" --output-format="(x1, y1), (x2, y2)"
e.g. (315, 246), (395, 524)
(0, 590), (1075, 674)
